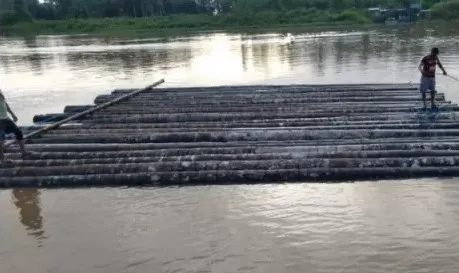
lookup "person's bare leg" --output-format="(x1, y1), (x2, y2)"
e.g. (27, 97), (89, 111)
(11, 124), (29, 158)
(422, 92), (427, 110)
(431, 90), (436, 109)
(18, 139), (27, 156)
(0, 140), (4, 163)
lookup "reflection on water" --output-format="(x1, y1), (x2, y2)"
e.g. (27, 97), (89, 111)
(12, 189), (45, 246)
(1, 180), (459, 273)
(1, 23), (459, 124)
(2, 24), (459, 272)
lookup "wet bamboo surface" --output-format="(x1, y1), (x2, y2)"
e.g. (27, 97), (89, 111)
(3, 83), (459, 187)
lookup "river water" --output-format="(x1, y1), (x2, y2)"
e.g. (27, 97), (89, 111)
(2, 24), (459, 272)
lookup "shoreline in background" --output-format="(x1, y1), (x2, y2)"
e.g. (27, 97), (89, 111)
(1, 10), (375, 37)
(2, 0), (458, 37)
(2, 19), (455, 38)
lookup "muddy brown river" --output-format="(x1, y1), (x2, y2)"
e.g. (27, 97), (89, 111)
(1, 24), (459, 273)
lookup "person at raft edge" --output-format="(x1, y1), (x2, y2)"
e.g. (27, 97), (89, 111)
(0, 89), (30, 164)
(418, 47), (447, 110)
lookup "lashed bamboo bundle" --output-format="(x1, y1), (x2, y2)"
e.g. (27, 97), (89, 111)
(4, 82), (459, 187)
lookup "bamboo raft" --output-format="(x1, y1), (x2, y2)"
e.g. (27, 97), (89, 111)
(2, 80), (459, 187)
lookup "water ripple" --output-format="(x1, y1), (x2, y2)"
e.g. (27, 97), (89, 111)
(1, 28), (459, 272)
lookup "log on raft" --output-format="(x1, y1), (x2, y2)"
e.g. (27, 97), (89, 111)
(2, 157), (459, 177)
(28, 118), (459, 130)
(93, 99), (447, 108)
(81, 104), (453, 116)
(85, 105), (457, 119)
(32, 123), (459, 131)
(63, 105), (93, 114)
(93, 94), (445, 105)
(1, 167), (459, 188)
(8, 139), (459, 154)
(33, 113), (71, 123)
(34, 106), (96, 123)
(41, 123), (459, 135)
(109, 84), (418, 95)
(24, 129), (459, 144)
(81, 111), (458, 124)
(99, 90), (432, 101)
(104, 89), (437, 98)
(6, 149), (459, 167)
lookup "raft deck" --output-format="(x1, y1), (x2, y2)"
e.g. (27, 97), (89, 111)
(2, 81), (459, 187)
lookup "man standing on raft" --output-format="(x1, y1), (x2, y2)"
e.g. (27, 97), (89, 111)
(0, 89), (30, 164)
(418, 47), (447, 110)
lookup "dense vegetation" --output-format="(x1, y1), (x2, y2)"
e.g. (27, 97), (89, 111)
(431, 1), (459, 20)
(0, 0), (459, 35)
(1, 10), (373, 35)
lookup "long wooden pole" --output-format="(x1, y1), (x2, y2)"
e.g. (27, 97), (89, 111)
(5, 79), (165, 147)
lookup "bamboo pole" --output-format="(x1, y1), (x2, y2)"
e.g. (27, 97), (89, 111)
(90, 102), (447, 113)
(61, 99), (443, 115)
(108, 84), (417, 95)
(64, 105), (93, 113)
(86, 105), (456, 118)
(33, 113), (70, 123)
(82, 111), (457, 124)
(84, 104), (452, 116)
(93, 98), (447, 108)
(2, 156), (459, 177)
(1, 167), (459, 188)
(36, 104), (437, 123)
(7, 137), (459, 153)
(41, 123), (459, 135)
(6, 149), (459, 167)
(35, 128), (459, 138)
(105, 89), (432, 97)
(103, 90), (426, 100)
(8, 138), (459, 153)
(5, 79), (164, 147)
(94, 94), (442, 105)
(24, 129), (459, 145)
(30, 119), (459, 130)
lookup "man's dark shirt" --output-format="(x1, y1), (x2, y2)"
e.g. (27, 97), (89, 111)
(421, 54), (437, 78)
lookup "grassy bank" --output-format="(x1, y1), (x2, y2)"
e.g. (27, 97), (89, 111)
(1, 9), (372, 36)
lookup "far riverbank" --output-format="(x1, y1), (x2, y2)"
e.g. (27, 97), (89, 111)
(1, 10), (373, 36)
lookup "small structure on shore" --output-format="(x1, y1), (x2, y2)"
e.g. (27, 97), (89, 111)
(2, 81), (459, 188)
(368, 3), (428, 25)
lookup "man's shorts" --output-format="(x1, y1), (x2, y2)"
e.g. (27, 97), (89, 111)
(420, 76), (436, 93)
(0, 118), (23, 141)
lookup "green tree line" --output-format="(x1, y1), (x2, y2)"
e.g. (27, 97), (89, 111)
(1, 0), (459, 33)
(0, 0), (453, 21)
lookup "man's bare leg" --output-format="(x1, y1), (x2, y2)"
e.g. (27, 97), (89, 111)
(422, 92), (427, 110)
(431, 90), (437, 109)
(0, 140), (4, 163)
(18, 139), (30, 158)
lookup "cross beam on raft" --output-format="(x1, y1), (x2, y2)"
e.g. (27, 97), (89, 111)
(3, 82), (459, 187)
